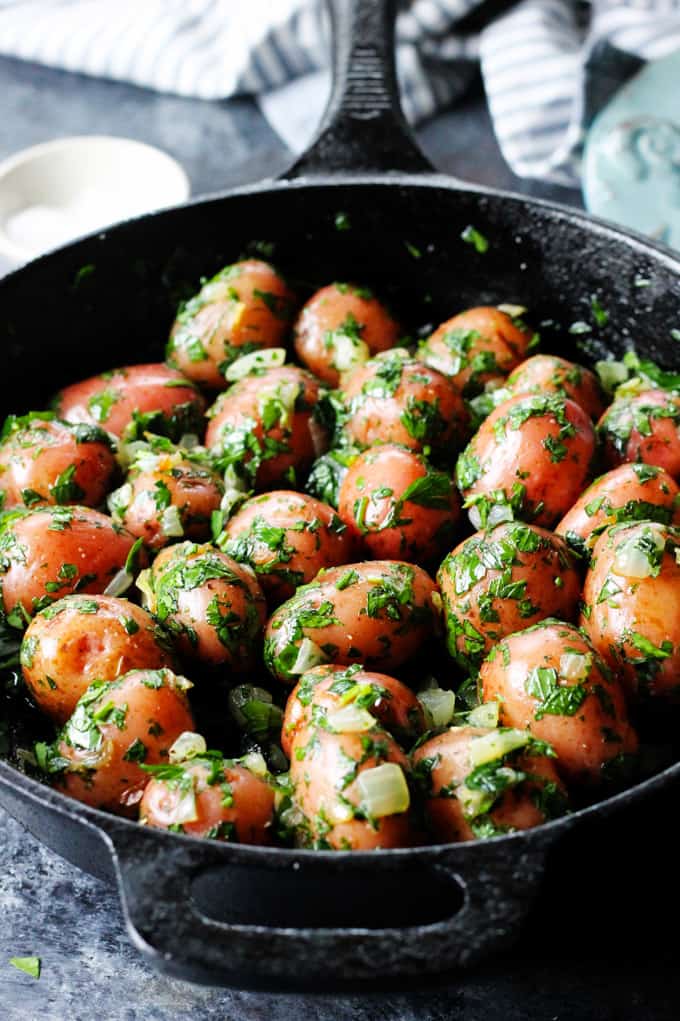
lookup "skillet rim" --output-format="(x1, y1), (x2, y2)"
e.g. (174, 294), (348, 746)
(1, 169), (680, 863)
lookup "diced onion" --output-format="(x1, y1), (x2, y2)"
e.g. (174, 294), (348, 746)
(103, 567), (134, 598)
(418, 688), (456, 728)
(487, 503), (514, 528)
(468, 702), (500, 728)
(225, 347), (286, 382)
(160, 505), (184, 538)
(107, 482), (132, 516)
(169, 731), (207, 763)
(326, 704), (376, 734)
(289, 638), (327, 676)
(497, 303), (527, 318)
(468, 728), (530, 767)
(595, 359), (628, 394)
(559, 653), (589, 682)
(357, 763), (410, 818)
(115, 441), (146, 471)
(333, 334), (369, 373)
(457, 783), (494, 820)
(614, 528), (664, 579)
(173, 786), (199, 825)
(241, 751), (268, 777)
(200, 279), (232, 303)
(257, 380), (298, 427)
(179, 432), (200, 450)
(327, 799), (354, 824)
(135, 568), (155, 610)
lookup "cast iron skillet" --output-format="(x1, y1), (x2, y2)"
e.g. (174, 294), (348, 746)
(0, 0), (679, 991)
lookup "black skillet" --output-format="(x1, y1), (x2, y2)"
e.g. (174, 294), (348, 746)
(1, 0), (680, 992)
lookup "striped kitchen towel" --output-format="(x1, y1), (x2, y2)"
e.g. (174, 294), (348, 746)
(0, 0), (679, 186)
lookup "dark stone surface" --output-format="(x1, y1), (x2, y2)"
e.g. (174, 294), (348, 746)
(0, 53), (673, 1019)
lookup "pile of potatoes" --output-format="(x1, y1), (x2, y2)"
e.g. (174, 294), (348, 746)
(2, 258), (680, 849)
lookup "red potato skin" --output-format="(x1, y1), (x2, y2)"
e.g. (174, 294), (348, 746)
(149, 543), (267, 670)
(412, 727), (566, 842)
(480, 622), (637, 785)
(281, 664), (427, 758)
(140, 761), (275, 843)
(340, 352), (469, 454)
(580, 523), (680, 699)
(556, 464), (680, 550)
(54, 363), (205, 440)
(205, 366), (327, 491)
(167, 259), (297, 389)
(419, 306), (533, 394)
(598, 390), (680, 479)
(337, 444), (460, 561)
(222, 490), (357, 606)
(437, 523), (581, 670)
(57, 669), (195, 816)
(0, 507), (143, 619)
(264, 560), (441, 684)
(293, 283), (401, 387)
(0, 418), (116, 509)
(506, 354), (605, 420)
(290, 724), (417, 850)
(120, 459), (224, 550)
(459, 394), (596, 527)
(21, 596), (174, 724)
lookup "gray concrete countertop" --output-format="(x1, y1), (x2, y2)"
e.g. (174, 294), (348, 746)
(0, 55), (676, 1021)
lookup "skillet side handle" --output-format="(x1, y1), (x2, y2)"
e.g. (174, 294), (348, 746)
(283, 0), (434, 178)
(106, 822), (551, 988)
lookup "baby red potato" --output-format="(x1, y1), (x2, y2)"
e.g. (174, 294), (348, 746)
(339, 349), (469, 455)
(45, 668), (195, 816)
(141, 542), (266, 670)
(456, 393), (596, 528)
(580, 521), (680, 700)
(140, 751), (275, 843)
(167, 259), (297, 388)
(221, 490), (357, 606)
(281, 663), (427, 758)
(505, 354), (605, 420)
(556, 463), (680, 554)
(21, 595), (175, 724)
(412, 725), (567, 842)
(598, 389), (680, 479)
(418, 306), (534, 395)
(264, 560), (440, 684)
(293, 282), (401, 387)
(0, 413), (116, 510)
(54, 363), (206, 442)
(290, 720), (417, 850)
(206, 365), (327, 490)
(438, 522), (581, 674)
(109, 446), (224, 551)
(0, 506), (142, 622)
(480, 620), (637, 785)
(337, 444), (460, 561)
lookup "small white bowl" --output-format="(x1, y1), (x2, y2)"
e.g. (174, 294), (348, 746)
(0, 135), (190, 266)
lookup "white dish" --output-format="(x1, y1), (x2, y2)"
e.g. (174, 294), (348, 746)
(0, 135), (190, 266)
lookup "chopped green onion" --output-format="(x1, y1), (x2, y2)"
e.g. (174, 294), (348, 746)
(357, 763), (410, 817)
(497, 303), (527, 318)
(241, 750), (268, 777)
(103, 567), (134, 598)
(595, 359), (628, 394)
(135, 569), (155, 611)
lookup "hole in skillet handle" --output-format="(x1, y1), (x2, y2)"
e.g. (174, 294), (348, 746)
(283, 0), (435, 179)
(107, 821), (553, 991)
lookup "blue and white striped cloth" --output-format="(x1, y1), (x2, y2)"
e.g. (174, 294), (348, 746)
(0, 0), (679, 186)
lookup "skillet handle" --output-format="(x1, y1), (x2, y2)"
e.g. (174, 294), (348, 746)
(106, 821), (550, 989)
(283, 0), (434, 178)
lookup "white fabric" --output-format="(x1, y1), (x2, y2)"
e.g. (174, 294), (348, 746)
(0, 1), (679, 185)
